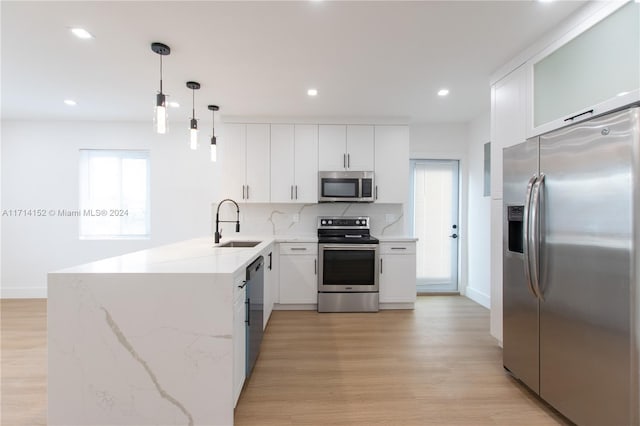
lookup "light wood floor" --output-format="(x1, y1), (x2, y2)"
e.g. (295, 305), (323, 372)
(1, 296), (567, 425)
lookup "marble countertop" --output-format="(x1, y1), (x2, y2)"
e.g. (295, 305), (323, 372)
(377, 236), (418, 242)
(52, 237), (276, 275)
(50, 234), (415, 276)
(273, 235), (317, 243)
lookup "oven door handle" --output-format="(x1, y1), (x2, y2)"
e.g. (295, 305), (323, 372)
(319, 244), (379, 250)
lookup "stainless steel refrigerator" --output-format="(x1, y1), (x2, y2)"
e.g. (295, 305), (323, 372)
(503, 106), (639, 426)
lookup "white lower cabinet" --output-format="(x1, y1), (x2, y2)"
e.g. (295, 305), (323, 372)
(232, 273), (246, 407)
(379, 242), (416, 304)
(278, 243), (318, 304)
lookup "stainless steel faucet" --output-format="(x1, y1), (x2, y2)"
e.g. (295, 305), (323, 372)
(215, 199), (240, 244)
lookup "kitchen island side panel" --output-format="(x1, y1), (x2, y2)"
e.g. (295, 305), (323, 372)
(48, 272), (234, 426)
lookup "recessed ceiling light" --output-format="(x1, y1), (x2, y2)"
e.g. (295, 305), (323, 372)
(307, 88), (318, 97)
(64, 99), (77, 106)
(437, 89), (449, 97)
(168, 101), (180, 108)
(70, 28), (94, 39)
(537, 0), (554, 3)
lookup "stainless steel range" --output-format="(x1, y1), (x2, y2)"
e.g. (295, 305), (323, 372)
(317, 216), (379, 312)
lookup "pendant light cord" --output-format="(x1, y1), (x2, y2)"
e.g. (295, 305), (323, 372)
(159, 54), (163, 94)
(192, 88), (195, 119)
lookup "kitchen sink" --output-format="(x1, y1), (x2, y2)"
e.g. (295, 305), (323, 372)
(217, 241), (261, 248)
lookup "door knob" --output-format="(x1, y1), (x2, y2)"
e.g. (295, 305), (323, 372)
(449, 234), (458, 239)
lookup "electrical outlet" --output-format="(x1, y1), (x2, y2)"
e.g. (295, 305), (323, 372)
(385, 214), (396, 224)
(292, 213), (300, 223)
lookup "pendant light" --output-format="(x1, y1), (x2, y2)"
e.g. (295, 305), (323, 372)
(208, 105), (219, 162)
(186, 81), (201, 150)
(151, 42), (170, 134)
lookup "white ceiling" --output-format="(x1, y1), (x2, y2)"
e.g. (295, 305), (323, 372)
(1, 1), (586, 124)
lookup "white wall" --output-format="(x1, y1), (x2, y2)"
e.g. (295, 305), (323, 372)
(1, 120), (218, 298)
(465, 112), (491, 308)
(409, 123), (469, 295)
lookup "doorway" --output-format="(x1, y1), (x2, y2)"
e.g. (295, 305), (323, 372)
(410, 159), (460, 293)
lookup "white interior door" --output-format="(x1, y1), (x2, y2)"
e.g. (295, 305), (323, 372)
(411, 159), (459, 292)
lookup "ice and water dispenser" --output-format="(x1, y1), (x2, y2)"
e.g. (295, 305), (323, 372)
(507, 206), (524, 254)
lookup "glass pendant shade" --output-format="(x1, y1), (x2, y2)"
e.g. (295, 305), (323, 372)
(210, 135), (217, 162)
(155, 93), (167, 134)
(190, 118), (198, 150)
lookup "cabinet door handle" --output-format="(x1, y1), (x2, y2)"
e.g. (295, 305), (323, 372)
(343, 153), (346, 168)
(375, 185), (378, 200)
(238, 280), (247, 289)
(380, 258), (383, 274)
(245, 298), (250, 325)
(314, 259), (317, 275)
(268, 252), (272, 270)
(295, 185), (298, 200)
(347, 153), (350, 168)
(291, 247), (307, 251)
(291, 185), (294, 200)
(246, 185), (250, 199)
(242, 185), (245, 200)
(391, 247), (407, 250)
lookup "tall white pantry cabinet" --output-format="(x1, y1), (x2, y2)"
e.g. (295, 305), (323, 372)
(490, 65), (527, 344)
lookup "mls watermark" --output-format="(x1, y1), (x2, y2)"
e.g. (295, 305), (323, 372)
(1, 209), (129, 217)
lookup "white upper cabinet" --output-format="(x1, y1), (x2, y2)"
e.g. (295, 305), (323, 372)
(219, 123), (246, 202)
(294, 125), (319, 203)
(245, 124), (271, 202)
(319, 125), (374, 171)
(374, 126), (409, 203)
(529, 1), (640, 136)
(219, 123), (270, 203)
(270, 124), (318, 203)
(270, 124), (295, 203)
(346, 125), (375, 171)
(491, 64), (527, 200)
(318, 125), (346, 171)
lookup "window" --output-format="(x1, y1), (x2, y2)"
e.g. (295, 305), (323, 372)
(79, 150), (150, 239)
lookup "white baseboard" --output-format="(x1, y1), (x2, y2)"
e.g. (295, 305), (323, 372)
(465, 286), (490, 309)
(1, 286), (48, 299)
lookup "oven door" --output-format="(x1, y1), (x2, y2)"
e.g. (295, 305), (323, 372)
(318, 244), (379, 292)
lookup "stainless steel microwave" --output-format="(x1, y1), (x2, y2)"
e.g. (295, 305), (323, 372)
(318, 171), (374, 203)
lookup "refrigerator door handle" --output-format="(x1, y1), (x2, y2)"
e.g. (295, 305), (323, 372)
(523, 174), (538, 299)
(530, 173), (545, 301)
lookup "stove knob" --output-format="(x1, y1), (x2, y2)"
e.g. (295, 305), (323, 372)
(355, 220), (360, 225)
(328, 220), (333, 225)
(321, 220), (326, 225)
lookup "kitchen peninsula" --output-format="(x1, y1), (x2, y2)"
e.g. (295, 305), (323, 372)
(47, 237), (275, 426)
